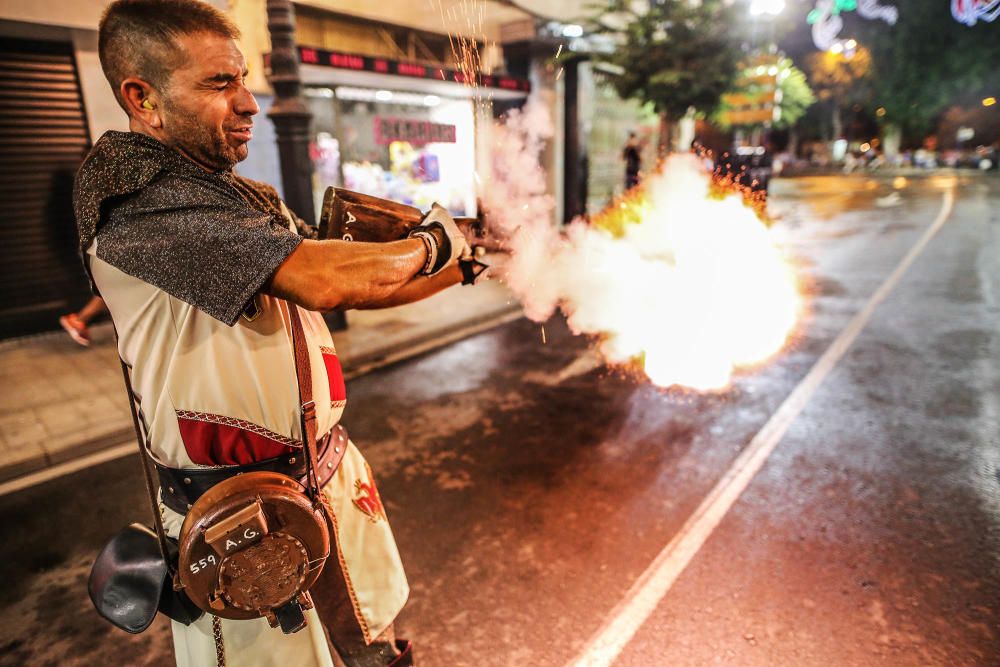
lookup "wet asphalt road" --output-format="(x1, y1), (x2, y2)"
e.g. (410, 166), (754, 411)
(1, 172), (998, 666)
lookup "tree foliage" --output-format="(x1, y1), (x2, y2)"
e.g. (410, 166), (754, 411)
(776, 62), (817, 129)
(805, 45), (871, 106)
(852, 0), (1000, 137)
(590, 0), (744, 120)
(714, 57), (816, 130)
(803, 44), (872, 139)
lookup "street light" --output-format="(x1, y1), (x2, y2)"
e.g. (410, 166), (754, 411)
(750, 0), (785, 16)
(828, 38), (858, 59)
(749, 0), (784, 49)
(984, 97), (997, 107)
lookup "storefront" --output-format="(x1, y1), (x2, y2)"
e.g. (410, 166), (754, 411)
(0, 34), (95, 339)
(306, 85), (476, 217)
(296, 46), (530, 218)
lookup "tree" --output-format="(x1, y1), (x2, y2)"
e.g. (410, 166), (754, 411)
(591, 0), (744, 151)
(852, 0), (1000, 145)
(714, 56), (816, 132)
(775, 62), (817, 130)
(805, 44), (872, 141)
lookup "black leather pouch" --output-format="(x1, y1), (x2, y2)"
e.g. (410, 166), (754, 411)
(88, 523), (203, 633)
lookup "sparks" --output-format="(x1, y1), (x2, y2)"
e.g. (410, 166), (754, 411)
(481, 104), (801, 393)
(582, 156), (801, 390)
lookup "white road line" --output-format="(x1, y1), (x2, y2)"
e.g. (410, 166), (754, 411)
(568, 189), (956, 667)
(0, 441), (135, 498)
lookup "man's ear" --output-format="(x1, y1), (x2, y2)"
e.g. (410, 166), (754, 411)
(121, 78), (162, 128)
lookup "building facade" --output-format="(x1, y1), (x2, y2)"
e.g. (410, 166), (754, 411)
(0, 0), (652, 338)
(0, 0), (150, 337)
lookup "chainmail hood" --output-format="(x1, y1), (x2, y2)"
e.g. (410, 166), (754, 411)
(72, 131), (305, 325)
(73, 131), (204, 252)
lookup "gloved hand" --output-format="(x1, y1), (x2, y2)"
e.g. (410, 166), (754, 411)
(407, 204), (472, 276)
(459, 247), (490, 285)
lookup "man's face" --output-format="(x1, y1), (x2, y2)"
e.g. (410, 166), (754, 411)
(158, 32), (259, 171)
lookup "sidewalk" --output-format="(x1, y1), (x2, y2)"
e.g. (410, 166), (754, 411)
(0, 279), (521, 483)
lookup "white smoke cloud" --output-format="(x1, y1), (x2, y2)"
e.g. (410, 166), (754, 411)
(479, 102), (799, 390)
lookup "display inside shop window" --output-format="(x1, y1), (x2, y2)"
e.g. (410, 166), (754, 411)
(312, 133), (341, 188)
(343, 141), (468, 217)
(307, 88), (476, 218)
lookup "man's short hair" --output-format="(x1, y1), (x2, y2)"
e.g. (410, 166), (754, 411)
(99, 0), (241, 111)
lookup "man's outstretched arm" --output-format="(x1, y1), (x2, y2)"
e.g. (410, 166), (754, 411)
(267, 237), (433, 311)
(268, 203), (475, 312)
(352, 263), (463, 310)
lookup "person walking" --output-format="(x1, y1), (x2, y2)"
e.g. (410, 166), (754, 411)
(623, 131), (642, 190)
(59, 295), (107, 346)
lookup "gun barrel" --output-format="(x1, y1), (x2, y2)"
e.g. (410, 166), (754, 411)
(319, 187), (483, 245)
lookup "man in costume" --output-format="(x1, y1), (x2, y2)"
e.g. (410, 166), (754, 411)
(76, 1), (483, 664)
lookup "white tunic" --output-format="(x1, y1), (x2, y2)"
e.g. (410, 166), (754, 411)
(88, 212), (408, 665)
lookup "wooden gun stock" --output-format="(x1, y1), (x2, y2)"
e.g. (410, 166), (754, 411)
(318, 187), (481, 244)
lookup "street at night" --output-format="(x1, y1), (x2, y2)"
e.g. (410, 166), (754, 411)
(2, 0), (1000, 665)
(2, 173), (997, 666)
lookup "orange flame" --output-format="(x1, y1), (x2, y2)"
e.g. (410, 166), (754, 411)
(587, 155), (801, 391)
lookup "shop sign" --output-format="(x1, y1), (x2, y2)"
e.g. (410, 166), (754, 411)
(286, 46), (532, 93)
(374, 117), (456, 145)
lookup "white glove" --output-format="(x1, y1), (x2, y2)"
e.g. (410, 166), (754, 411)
(407, 204), (472, 276)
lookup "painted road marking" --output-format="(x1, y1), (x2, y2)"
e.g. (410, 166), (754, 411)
(568, 189), (956, 667)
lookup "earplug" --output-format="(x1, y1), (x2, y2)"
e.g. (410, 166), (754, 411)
(142, 99), (154, 110)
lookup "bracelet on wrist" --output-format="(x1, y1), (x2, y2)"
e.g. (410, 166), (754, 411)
(410, 231), (436, 275)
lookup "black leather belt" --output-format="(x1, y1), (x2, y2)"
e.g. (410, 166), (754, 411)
(155, 424), (349, 515)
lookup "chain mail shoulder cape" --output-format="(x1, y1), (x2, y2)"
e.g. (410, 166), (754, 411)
(74, 131), (305, 326)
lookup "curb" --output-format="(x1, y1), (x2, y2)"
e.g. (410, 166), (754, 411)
(342, 304), (523, 380)
(0, 306), (524, 490)
(0, 424), (136, 486)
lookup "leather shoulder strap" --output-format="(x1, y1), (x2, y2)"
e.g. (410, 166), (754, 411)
(286, 303), (322, 498)
(117, 352), (174, 574)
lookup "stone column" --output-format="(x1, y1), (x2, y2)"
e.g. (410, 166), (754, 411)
(266, 0), (347, 330)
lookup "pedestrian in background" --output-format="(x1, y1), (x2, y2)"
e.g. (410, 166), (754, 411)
(59, 295), (106, 346)
(623, 131), (642, 190)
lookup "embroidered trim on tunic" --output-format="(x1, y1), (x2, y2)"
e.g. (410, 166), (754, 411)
(175, 410), (301, 449)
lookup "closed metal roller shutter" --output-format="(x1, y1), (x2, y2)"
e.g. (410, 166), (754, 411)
(0, 38), (91, 339)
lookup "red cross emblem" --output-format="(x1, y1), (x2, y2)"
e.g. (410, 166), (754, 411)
(352, 473), (386, 523)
